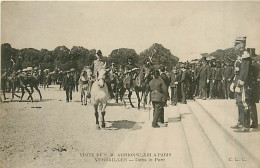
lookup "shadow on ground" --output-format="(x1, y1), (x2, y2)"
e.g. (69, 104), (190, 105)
(168, 117), (181, 123)
(107, 102), (126, 107)
(106, 120), (143, 130)
(1, 99), (54, 103)
(251, 124), (260, 132)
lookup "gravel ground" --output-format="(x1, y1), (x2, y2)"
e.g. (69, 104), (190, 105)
(0, 85), (148, 168)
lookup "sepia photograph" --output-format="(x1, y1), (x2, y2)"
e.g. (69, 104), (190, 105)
(1, 1), (260, 168)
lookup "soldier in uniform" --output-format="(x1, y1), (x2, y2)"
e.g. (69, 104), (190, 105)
(124, 58), (137, 91)
(230, 55), (242, 129)
(91, 50), (114, 99)
(91, 50), (106, 79)
(169, 67), (179, 106)
(233, 51), (252, 132)
(149, 70), (168, 128)
(63, 70), (74, 102)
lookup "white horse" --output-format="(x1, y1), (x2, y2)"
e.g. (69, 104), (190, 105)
(91, 65), (109, 129)
(79, 66), (92, 105)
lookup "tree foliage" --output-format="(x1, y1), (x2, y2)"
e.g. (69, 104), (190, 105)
(19, 48), (41, 68)
(108, 48), (139, 67)
(139, 43), (179, 70)
(1, 43), (180, 73)
(209, 48), (242, 61)
(1, 43), (18, 70)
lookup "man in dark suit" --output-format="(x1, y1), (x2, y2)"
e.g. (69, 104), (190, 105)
(223, 60), (235, 99)
(180, 65), (189, 104)
(169, 67), (179, 105)
(215, 61), (223, 99)
(199, 60), (210, 100)
(63, 70), (74, 102)
(193, 62), (201, 98)
(249, 59), (259, 128)
(159, 66), (170, 123)
(209, 61), (216, 99)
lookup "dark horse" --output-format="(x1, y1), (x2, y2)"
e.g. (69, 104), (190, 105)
(8, 72), (22, 101)
(15, 73), (42, 102)
(119, 66), (152, 109)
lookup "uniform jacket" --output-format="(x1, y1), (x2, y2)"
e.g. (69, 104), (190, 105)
(239, 58), (251, 87)
(149, 78), (168, 102)
(91, 59), (106, 78)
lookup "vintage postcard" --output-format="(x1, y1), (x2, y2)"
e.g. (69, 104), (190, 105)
(1, 1), (260, 168)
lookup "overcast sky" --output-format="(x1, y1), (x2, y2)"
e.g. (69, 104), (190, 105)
(2, 1), (260, 61)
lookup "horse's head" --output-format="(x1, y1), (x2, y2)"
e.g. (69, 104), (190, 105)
(96, 63), (109, 88)
(83, 67), (92, 80)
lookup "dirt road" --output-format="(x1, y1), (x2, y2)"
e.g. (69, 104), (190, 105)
(1, 85), (259, 168)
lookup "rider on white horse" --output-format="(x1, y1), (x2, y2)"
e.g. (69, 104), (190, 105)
(90, 50), (114, 99)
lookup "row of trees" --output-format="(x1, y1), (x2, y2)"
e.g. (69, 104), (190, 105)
(1, 43), (179, 72)
(3, 42), (256, 73)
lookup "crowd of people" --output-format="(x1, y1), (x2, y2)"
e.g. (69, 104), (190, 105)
(1, 49), (259, 131)
(148, 50), (259, 131)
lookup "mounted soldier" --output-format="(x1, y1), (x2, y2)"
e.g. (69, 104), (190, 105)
(90, 50), (114, 99)
(124, 57), (138, 91)
(91, 50), (106, 80)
